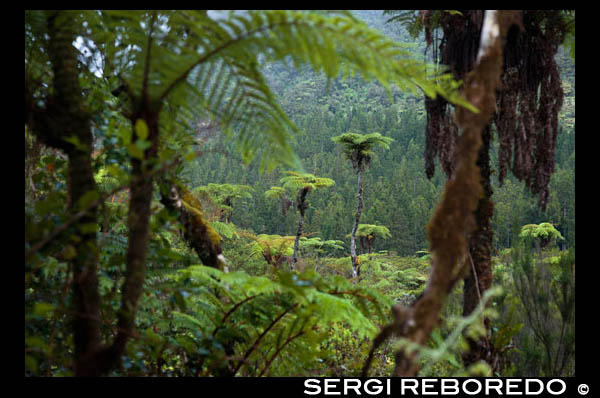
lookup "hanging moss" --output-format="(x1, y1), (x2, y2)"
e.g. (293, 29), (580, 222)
(390, 11), (516, 377)
(423, 10), (570, 210)
(424, 10), (483, 180)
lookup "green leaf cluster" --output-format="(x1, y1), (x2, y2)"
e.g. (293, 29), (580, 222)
(331, 132), (393, 170)
(161, 265), (387, 376)
(355, 224), (392, 239)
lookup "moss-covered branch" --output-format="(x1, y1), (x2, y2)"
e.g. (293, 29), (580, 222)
(159, 179), (226, 270)
(387, 10), (520, 377)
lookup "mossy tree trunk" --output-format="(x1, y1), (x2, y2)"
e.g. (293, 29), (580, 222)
(389, 11), (517, 377)
(159, 179), (225, 270)
(462, 124), (494, 366)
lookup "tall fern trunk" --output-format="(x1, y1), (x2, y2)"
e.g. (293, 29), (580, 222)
(291, 212), (304, 271)
(350, 168), (363, 279)
(462, 124), (494, 367)
(41, 11), (102, 374)
(291, 188), (309, 271)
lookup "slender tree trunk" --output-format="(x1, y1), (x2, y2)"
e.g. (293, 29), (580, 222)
(462, 124), (494, 367)
(76, 111), (162, 376)
(291, 188), (309, 271)
(113, 110), (160, 354)
(350, 167), (363, 279)
(226, 198), (233, 223)
(291, 211), (304, 271)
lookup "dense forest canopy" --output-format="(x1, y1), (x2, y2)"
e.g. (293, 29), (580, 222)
(25, 10), (574, 378)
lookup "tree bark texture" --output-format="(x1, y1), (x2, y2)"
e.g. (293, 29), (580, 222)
(159, 179), (225, 270)
(291, 187), (309, 271)
(113, 110), (160, 357)
(75, 110), (162, 376)
(28, 11), (103, 374)
(462, 124), (495, 366)
(350, 168), (363, 279)
(389, 11), (520, 377)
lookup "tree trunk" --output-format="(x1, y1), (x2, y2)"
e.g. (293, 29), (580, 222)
(228, 197), (234, 223)
(113, 110), (160, 358)
(390, 11), (517, 377)
(77, 111), (162, 376)
(462, 124), (494, 367)
(350, 168), (363, 279)
(291, 188), (309, 271)
(291, 211), (304, 271)
(32, 11), (103, 375)
(159, 179), (225, 270)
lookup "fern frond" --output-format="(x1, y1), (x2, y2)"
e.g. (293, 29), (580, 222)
(209, 221), (239, 240)
(280, 171), (335, 192)
(356, 224), (392, 239)
(264, 186), (287, 201)
(86, 9), (473, 173)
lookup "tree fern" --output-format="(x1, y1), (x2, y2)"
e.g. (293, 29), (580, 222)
(83, 10), (473, 173)
(332, 132), (393, 279)
(243, 233), (296, 268)
(166, 265), (387, 375)
(299, 237), (345, 258)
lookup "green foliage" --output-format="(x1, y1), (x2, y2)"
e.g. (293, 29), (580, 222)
(512, 242), (575, 376)
(209, 221), (240, 240)
(264, 186), (287, 201)
(280, 171), (335, 193)
(85, 10), (471, 172)
(247, 233), (295, 264)
(331, 132), (394, 170)
(25, 10), (575, 377)
(519, 222), (564, 250)
(193, 183), (253, 222)
(299, 237), (345, 258)
(194, 183), (253, 203)
(155, 265), (387, 376)
(356, 224), (392, 239)
(364, 255), (429, 303)
(396, 287), (502, 377)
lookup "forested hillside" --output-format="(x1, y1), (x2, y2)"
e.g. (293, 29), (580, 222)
(185, 10), (575, 256)
(25, 10), (574, 378)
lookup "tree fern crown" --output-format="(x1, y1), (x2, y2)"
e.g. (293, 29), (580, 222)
(331, 132), (394, 170)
